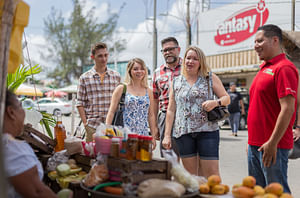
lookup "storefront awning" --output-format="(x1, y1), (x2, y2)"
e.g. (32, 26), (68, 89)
(212, 64), (260, 74)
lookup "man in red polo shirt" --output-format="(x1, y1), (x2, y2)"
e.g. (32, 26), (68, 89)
(247, 24), (298, 193)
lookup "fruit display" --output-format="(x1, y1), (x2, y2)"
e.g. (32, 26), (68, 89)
(199, 175), (229, 195)
(231, 176), (293, 198)
(47, 159), (87, 189)
(103, 127), (124, 137)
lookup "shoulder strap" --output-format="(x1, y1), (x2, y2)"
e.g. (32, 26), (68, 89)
(122, 84), (127, 94)
(206, 72), (213, 100)
(119, 84), (126, 108)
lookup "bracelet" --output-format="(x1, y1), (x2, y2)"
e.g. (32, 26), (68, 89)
(295, 125), (300, 129)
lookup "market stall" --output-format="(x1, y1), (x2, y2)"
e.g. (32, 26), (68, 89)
(19, 123), (293, 198)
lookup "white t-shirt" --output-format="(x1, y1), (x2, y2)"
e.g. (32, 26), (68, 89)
(3, 133), (44, 198)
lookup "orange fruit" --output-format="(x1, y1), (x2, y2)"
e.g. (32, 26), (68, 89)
(211, 184), (226, 195)
(265, 183), (283, 196)
(199, 183), (210, 194)
(232, 186), (255, 198)
(242, 176), (256, 188)
(207, 175), (221, 187)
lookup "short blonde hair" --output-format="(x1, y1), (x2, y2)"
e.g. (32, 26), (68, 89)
(124, 58), (148, 88)
(181, 46), (211, 78)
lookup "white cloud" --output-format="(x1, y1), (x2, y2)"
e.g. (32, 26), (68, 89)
(23, 34), (48, 66)
(23, 0), (191, 79)
(112, 0), (191, 73)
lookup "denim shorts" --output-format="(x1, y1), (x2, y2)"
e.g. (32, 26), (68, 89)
(175, 131), (219, 160)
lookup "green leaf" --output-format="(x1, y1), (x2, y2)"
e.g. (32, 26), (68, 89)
(7, 64), (55, 139)
(40, 119), (54, 139)
(7, 64), (41, 92)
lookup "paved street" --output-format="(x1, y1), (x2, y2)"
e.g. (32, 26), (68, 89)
(60, 115), (300, 197)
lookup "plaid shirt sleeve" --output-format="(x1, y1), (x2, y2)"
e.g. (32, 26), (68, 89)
(76, 76), (87, 107)
(152, 70), (160, 99)
(116, 73), (121, 84)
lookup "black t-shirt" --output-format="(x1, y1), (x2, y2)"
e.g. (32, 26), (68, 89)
(228, 91), (242, 113)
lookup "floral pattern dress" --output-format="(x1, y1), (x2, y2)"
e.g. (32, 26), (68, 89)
(173, 74), (219, 138)
(123, 91), (150, 135)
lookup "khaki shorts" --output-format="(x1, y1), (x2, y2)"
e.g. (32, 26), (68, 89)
(85, 125), (96, 142)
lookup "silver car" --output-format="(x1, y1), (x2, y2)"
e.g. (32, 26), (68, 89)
(35, 98), (72, 116)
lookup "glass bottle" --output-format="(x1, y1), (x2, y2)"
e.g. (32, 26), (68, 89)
(141, 136), (153, 161)
(119, 139), (127, 158)
(110, 137), (120, 158)
(54, 111), (66, 152)
(136, 135), (144, 160)
(126, 134), (138, 160)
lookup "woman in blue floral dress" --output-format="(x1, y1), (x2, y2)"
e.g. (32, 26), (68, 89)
(106, 58), (158, 148)
(162, 46), (230, 178)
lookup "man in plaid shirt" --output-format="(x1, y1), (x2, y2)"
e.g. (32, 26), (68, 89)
(152, 37), (181, 156)
(77, 42), (120, 142)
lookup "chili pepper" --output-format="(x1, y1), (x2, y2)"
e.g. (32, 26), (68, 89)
(103, 186), (123, 195)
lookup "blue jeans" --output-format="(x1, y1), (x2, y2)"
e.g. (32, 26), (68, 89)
(248, 145), (291, 193)
(229, 112), (240, 133)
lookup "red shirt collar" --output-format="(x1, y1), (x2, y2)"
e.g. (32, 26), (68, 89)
(260, 53), (286, 69)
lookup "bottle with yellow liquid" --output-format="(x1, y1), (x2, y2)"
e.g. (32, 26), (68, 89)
(54, 111), (66, 152)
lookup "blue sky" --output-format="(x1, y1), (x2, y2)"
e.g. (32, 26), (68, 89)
(24, 0), (272, 81)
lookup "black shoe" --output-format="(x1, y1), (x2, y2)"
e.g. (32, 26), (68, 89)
(234, 133), (238, 137)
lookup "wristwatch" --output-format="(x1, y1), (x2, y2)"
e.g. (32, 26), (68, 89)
(217, 99), (222, 106)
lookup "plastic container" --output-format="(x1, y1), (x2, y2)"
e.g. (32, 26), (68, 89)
(95, 136), (112, 155)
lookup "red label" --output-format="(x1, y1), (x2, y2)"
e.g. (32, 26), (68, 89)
(214, 1), (269, 46)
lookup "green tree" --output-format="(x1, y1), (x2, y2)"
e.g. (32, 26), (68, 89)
(43, 0), (126, 86)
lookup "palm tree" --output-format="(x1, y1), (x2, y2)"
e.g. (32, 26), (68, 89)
(7, 64), (55, 138)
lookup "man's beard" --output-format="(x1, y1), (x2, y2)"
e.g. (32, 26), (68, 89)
(164, 55), (177, 64)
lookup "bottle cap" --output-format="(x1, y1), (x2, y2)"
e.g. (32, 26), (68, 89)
(56, 110), (62, 117)
(111, 137), (120, 143)
(128, 134), (138, 138)
(144, 136), (153, 141)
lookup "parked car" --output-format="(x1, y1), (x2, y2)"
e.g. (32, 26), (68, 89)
(19, 98), (35, 109)
(34, 98), (72, 116)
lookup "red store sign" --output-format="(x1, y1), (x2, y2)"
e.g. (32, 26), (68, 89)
(214, 0), (269, 46)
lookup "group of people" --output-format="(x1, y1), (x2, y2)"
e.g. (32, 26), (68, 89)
(76, 24), (300, 194)
(3, 23), (299, 197)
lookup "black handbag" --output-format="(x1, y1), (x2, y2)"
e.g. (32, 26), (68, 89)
(288, 138), (300, 159)
(112, 84), (127, 126)
(206, 73), (229, 122)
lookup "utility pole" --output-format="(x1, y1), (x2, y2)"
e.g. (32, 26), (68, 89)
(292, 0), (295, 31)
(186, 0), (191, 47)
(152, 0), (157, 72)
